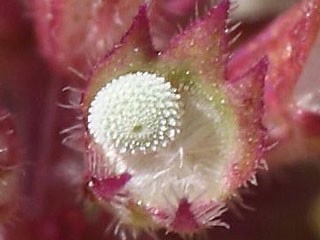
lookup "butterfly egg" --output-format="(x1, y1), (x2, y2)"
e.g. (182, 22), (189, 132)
(88, 72), (183, 155)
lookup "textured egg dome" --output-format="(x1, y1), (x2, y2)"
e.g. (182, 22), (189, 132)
(88, 72), (183, 155)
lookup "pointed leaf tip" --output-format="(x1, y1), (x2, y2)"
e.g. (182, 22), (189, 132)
(84, 4), (157, 111)
(171, 199), (199, 233)
(148, 0), (224, 50)
(159, 1), (230, 86)
(227, 0), (320, 163)
(225, 57), (268, 191)
(89, 173), (131, 200)
(164, 0), (229, 58)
